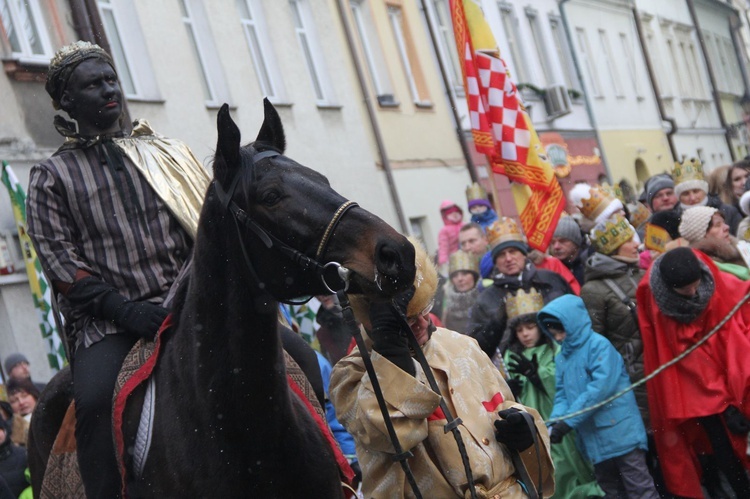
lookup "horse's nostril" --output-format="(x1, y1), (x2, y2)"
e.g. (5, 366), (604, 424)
(375, 241), (400, 276)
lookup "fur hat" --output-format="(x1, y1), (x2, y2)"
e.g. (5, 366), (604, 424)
(645, 174), (675, 210)
(659, 247), (702, 288)
(569, 183), (624, 224)
(486, 217), (528, 260)
(673, 158), (708, 198)
(3, 353), (28, 375)
(678, 206), (718, 243)
(349, 236), (438, 327)
(553, 216), (583, 247)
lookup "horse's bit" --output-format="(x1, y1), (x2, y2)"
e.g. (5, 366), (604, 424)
(213, 149), (357, 297)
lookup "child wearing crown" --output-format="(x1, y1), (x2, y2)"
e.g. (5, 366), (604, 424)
(465, 183), (498, 232)
(503, 289), (604, 499)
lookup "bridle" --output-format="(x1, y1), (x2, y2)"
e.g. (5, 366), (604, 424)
(213, 149), (359, 300)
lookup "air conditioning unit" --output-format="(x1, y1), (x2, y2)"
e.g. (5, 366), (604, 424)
(544, 84), (572, 120)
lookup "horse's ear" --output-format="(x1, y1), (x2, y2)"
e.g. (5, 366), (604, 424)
(255, 98), (286, 153)
(215, 104), (241, 185)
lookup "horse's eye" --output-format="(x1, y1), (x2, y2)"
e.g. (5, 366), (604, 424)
(261, 190), (281, 206)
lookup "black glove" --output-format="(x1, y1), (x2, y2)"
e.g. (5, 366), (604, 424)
(494, 407), (534, 451)
(110, 300), (168, 341)
(368, 287), (416, 376)
(723, 405), (750, 435)
(548, 421), (572, 444)
(508, 352), (546, 396)
(506, 378), (523, 399)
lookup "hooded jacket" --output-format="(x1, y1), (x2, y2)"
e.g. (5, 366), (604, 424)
(580, 253), (648, 426)
(538, 295), (647, 465)
(468, 263), (574, 357)
(438, 202), (463, 266)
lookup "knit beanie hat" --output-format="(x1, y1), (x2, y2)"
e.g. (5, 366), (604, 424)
(3, 353), (28, 375)
(740, 189), (750, 216)
(650, 210), (682, 240)
(553, 216), (583, 247)
(659, 247), (702, 288)
(678, 206), (717, 243)
(645, 174), (675, 210)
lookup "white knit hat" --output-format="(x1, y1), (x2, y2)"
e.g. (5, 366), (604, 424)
(678, 206), (718, 243)
(740, 190), (750, 216)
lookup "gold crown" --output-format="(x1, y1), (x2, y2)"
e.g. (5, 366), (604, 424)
(628, 202), (650, 229)
(466, 182), (488, 202)
(672, 158), (705, 185)
(571, 184), (616, 221)
(591, 214), (635, 255)
(601, 182), (624, 203)
(486, 217), (525, 248)
(448, 250), (480, 276)
(506, 288), (544, 320)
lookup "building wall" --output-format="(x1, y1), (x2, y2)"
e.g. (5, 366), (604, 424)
(598, 129), (674, 189)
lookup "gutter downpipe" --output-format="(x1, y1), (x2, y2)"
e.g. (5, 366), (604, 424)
(632, 5), (678, 162)
(417, 0), (479, 183)
(686, 0), (736, 161)
(334, 0), (409, 233)
(559, 0), (613, 181)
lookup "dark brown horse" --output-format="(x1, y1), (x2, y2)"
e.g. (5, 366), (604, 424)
(29, 100), (416, 497)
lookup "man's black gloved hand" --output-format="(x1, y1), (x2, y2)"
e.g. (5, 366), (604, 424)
(548, 421), (572, 444)
(110, 300), (168, 341)
(494, 407), (534, 451)
(508, 352), (546, 395)
(723, 405), (750, 435)
(368, 287), (416, 376)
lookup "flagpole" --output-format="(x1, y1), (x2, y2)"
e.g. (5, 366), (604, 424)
(485, 161), (503, 216)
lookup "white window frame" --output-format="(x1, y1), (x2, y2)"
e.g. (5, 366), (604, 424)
(237, 0), (287, 104)
(575, 27), (602, 97)
(97, 0), (161, 101)
(427, 0), (464, 97)
(387, 5), (430, 107)
(548, 16), (578, 91)
(599, 29), (624, 98)
(497, 2), (529, 84)
(0, 0), (54, 63)
(289, 0), (337, 106)
(619, 32), (643, 99)
(720, 36), (744, 95)
(350, 0), (397, 107)
(180, 0), (232, 108)
(525, 7), (552, 87)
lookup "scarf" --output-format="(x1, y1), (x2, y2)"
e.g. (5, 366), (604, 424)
(650, 259), (714, 324)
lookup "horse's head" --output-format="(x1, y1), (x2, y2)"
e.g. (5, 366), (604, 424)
(210, 100), (416, 301)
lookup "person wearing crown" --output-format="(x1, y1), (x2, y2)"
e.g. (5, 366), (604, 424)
(673, 158), (742, 235)
(579, 214), (649, 429)
(503, 290), (604, 499)
(330, 239), (555, 498)
(26, 41), (209, 497)
(440, 250), (481, 333)
(467, 217), (574, 359)
(465, 182), (498, 232)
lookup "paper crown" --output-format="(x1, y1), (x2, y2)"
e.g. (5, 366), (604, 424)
(448, 250), (480, 276)
(466, 182), (488, 202)
(506, 288), (544, 321)
(591, 213), (635, 255)
(628, 202), (650, 229)
(672, 158), (705, 186)
(569, 183), (617, 222)
(486, 217), (525, 248)
(601, 182), (625, 203)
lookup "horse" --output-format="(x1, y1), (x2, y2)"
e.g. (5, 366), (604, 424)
(28, 99), (416, 497)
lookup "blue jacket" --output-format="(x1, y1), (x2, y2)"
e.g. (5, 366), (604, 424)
(537, 294), (647, 464)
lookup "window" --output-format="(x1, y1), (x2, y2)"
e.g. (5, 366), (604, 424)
(387, 5), (430, 107)
(619, 33), (642, 98)
(498, 2), (529, 84)
(97, 0), (161, 100)
(289, 0), (336, 106)
(575, 27), (601, 97)
(720, 37), (743, 94)
(237, 0), (287, 103)
(429, 0), (464, 96)
(179, 0), (232, 107)
(664, 36), (686, 96)
(549, 16), (577, 90)
(0, 0), (53, 63)
(350, 0), (396, 106)
(599, 29), (623, 97)
(526, 8), (552, 87)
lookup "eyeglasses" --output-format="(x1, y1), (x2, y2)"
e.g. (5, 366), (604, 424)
(406, 299), (434, 326)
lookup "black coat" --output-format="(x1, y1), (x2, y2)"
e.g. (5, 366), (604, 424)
(467, 262), (574, 357)
(0, 442), (27, 497)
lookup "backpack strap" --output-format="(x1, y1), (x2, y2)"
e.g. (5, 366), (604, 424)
(603, 278), (638, 328)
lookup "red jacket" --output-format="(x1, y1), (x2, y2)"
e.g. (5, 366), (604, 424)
(637, 250), (750, 498)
